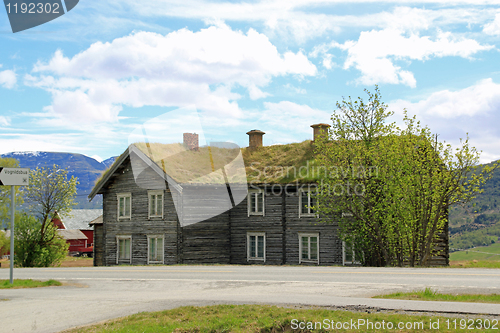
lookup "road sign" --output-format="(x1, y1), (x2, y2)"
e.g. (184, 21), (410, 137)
(0, 167), (30, 186)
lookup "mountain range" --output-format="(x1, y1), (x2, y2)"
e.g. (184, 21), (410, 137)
(0, 151), (117, 209)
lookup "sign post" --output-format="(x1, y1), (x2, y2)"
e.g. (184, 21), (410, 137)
(0, 167), (30, 284)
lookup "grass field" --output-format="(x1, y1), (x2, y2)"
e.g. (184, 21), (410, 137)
(0, 279), (61, 289)
(62, 304), (484, 333)
(374, 287), (500, 304)
(450, 243), (500, 261)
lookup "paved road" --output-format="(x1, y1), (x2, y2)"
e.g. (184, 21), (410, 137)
(1, 265), (500, 332)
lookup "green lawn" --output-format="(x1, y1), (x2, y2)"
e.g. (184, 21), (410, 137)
(450, 243), (500, 261)
(62, 304), (490, 333)
(0, 279), (62, 289)
(374, 288), (500, 304)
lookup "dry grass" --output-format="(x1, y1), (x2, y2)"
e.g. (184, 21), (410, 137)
(0, 256), (93, 268)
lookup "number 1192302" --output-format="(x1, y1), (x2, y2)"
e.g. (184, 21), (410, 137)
(5, 2), (60, 14)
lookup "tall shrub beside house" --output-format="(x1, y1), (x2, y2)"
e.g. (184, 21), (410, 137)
(15, 165), (77, 267)
(314, 86), (498, 267)
(15, 214), (68, 267)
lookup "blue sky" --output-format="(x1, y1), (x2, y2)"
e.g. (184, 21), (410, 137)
(0, 1), (499, 163)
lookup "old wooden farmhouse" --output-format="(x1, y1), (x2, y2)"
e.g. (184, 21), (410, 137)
(88, 124), (449, 266)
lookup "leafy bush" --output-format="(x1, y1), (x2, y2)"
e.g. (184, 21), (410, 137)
(14, 215), (68, 267)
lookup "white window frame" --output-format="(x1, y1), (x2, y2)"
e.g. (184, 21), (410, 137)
(116, 235), (132, 264)
(299, 188), (317, 218)
(298, 233), (319, 264)
(247, 232), (266, 262)
(247, 189), (265, 216)
(147, 235), (164, 264)
(148, 190), (164, 219)
(117, 193), (132, 220)
(342, 241), (361, 265)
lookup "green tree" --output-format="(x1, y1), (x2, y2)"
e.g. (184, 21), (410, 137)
(314, 86), (498, 266)
(24, 165), (78, 238)
(0, 157), (24, 228)
(14, 214), (68, 267)
(0, 230), (9, 257)
(16, 165), (78, 267)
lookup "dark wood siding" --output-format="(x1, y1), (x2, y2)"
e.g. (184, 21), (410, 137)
(284, 191), (343, 265)
(93, 224), (104, 266)
(101, 156), (178, 265)
(95, 154), (448, 267)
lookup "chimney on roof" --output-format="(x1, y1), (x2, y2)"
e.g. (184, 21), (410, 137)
(246, 129), (265, 149)
(183, 133), (199, 151)
(311, 123), (330, 142)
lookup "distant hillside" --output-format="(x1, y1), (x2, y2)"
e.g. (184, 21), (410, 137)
(450, 159), (500, 249)
(0, 152), (117, 209)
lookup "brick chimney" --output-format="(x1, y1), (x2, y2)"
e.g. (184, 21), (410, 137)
(246, 129), (265, 149)
(183, 133), (199, 151)
(311, 123), (330, 142)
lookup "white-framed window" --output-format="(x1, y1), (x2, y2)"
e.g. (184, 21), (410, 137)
(116, 235), (132, 264)
(298, 233), (319, 264)
(299, 188), (317, 217)
(247, 190), (264, 216)
(247, 232), (266, 262)
(117, 193), (131, 220)
(147, 235), (164, 264)
(343, 241), (361, 265)
(148, 190), (164, 219)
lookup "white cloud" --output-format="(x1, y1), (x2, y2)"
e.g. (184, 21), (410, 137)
(258, 101), (330, 141)
(29, 25), (317, 124)
(0, 116), (11, 126)
(390, 79), (500, 163)
(0, 133), (83, 155)
(80, 2), (498, 44)
(0, 67), (16, 89)
(484, 12), (500, 35)
(284, 84), (306, 94)
(328, 29), (493, 87)
(391, 78), (500, 118)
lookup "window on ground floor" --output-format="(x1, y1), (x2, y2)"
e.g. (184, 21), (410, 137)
(247, 232), (265, 262)
(148, 235), (164, 264)
(298, 233), (319, 264)
(116, 236), (132, 264)
(343, 241), (361, 265)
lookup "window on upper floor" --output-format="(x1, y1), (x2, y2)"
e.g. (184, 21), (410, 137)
(247, 232), (265, 262)
(248, 190), (264, 216)
(299, 188), (317, 217)
(148, 190), (164, 219)
(299, 233), (319, 264)
(117, 193), (131, 220)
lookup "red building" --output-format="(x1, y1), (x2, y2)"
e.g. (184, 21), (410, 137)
(51, 210), (102, 256)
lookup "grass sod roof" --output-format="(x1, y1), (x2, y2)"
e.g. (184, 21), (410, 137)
(90, 140), (321, 198)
